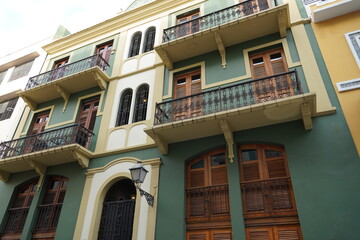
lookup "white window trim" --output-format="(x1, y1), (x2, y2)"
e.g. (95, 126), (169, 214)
(336, 78), (360, 92)
(345, 30), (360, 69)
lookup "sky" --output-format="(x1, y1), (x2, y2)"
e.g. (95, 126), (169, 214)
(0, 0), (135, 57)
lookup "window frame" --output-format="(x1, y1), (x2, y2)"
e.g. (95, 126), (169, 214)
(142, 27), (156, 53)
(133, 84), (149, 123)
(345, 30), (360, 69)
(116, 89), (133, 126)
(128, 32), (142, 58)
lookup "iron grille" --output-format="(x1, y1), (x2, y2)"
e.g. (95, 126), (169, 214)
(25, 54), (109, 90)
(163, 0), (277, 42)
(241, 178), (296, 216)
(0, 123), (94, 159)
(1, 207), (29, 234)
(32, 204), (62, 233)
(98, 199), (136, 240)
(186, 184), (230, 220)
(155, 70), (302, 125)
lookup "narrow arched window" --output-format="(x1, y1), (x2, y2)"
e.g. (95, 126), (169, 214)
(143, 27), (156, 53)
(116, 89), (133, 126)
(133, 84), (149, 123)
(128, 32), (142, 57)
(98, 178), (136, 240)
(2, 180), (37, 239)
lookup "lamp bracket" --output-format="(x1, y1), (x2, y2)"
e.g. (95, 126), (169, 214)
(137, 186), (154, 207)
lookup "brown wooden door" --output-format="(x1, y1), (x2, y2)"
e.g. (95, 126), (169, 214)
(78, 98), (99, 131)
(173, 70), (202, 120)
(250, 48), (292, 103)
(23, 112), (49, 154)
(186, 149), (231, 239)
(177, 10), (200, 38)
(96, 42), (113, 63)
(187, 229), (232, 240)
(51, 57), (69, 80)
(247, 225), (302, 240)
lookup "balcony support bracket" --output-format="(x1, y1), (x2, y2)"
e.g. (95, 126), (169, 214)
(71, 150), (89, 168)
(0, 170), (10, 182)
(301, 103), (312, 130)
(214, 32), (227, 69)
(28, 160), (47, 191)
(277, 9), (288, 38)
(219, 119), (234, 163)
(157, 48), (173, 70)
(92, 72), (107, 90)
(55, 85), (70, 112)
(21, 95), (37, 111)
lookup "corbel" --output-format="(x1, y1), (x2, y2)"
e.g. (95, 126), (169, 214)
(55, 85), (70, 112)
(214, 31), (227, 68)
(71, 151), (90, 168)
(277, 9), (287, 38)
(92, 72), (107, 90)
(27, 160), (46, 191)
(20, 95), (37, 111)
(301, 103), (312, 130)
(219, 119), (234, 163)
(0, 170), (10, 182)
(157, 48), (173, 70)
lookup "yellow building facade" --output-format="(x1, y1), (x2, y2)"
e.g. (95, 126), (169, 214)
(307, 0), (360, 155)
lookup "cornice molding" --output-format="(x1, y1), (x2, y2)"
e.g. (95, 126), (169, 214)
(43, 0), (196, 55)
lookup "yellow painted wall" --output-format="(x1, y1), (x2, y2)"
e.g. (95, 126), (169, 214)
(311, 10), (360, 155)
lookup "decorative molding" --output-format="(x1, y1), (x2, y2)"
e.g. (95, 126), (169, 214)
(345, 30), (360, 69)
(71, 150), (90, 168)
(20, 95), (37, 110)
(0, 170), (10, 182)
(336, 78), (360, 92)
(55, 85), (70, 112)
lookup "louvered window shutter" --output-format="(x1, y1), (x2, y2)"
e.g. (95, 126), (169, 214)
(276, 226), (302, 240)
(247, 228), (272, 240)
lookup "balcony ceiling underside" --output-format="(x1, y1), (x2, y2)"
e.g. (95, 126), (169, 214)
(18, 67), (110, 110)
(156, 5), (289, 69)
(145, 93), (316, 154)
(0, 144), (92, 178)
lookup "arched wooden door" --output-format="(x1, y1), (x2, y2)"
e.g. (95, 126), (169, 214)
(186, 149), (232, 240)
(98, 179), (136, 240)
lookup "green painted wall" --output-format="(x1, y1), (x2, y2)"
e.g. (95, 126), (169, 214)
(163, 31), (308, 97)
(0, 163), (85, 240)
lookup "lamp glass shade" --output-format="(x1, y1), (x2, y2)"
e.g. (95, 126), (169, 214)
(129, 162), (148, 184)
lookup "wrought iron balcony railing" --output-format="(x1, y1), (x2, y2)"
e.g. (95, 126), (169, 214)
(163, 0), (278, 42)
(25, 54), (109, 90)
(241, 178), (296, 217)
(32, 204), (62, 233)
(155, 70), (302, 125)
(1, 207), (29, 234)
(186, 184), (230, 220)
(0, 124), (94, 159)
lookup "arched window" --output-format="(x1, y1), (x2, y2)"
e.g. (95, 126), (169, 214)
(32, 176), (68, 239)
(98, 178), (136, 240)
(133, 84), (149, 123)
(116, 89), (133, 126)
(143, 27), (156, 53)
(1, 180), (37, 239)
(128, 32), (142, 58)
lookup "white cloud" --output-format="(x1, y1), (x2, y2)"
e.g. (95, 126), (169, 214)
(0, 0), (134, 57)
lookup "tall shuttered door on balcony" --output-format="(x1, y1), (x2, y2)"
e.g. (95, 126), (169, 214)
(32, 176), (68, 240)
(176, 9), (200, 38)
(186, 149), (231, 240)
(23, 111), (50, 154)
(239, 144), (303, 240)
(98, 179), (136, 240)
(250, 48), (293, 103)
(174, 70), (202, 120)
(97, 41), (113, 63)
(1, 181), (37, 240)
(78, 97), (99, 131)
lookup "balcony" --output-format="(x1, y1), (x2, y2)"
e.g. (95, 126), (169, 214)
(241, 178), (299, 225)
(186, 184), (230, 229)
(145, 71), (316, 154)
(0, 124), (94, 182)
(156, 0), (290, 69)
(18, 54), (110, 110)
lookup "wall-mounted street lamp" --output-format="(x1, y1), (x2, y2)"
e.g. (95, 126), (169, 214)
(129, 161), (154, 207)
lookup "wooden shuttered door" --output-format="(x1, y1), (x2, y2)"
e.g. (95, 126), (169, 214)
(78, 97), (99, 131)
(174, 70), (202, 120)
(250, 48), (293, 103)
(186, 149), (231, 240)
(247, 226), (302, 240)
(96, 41), (113, 63)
